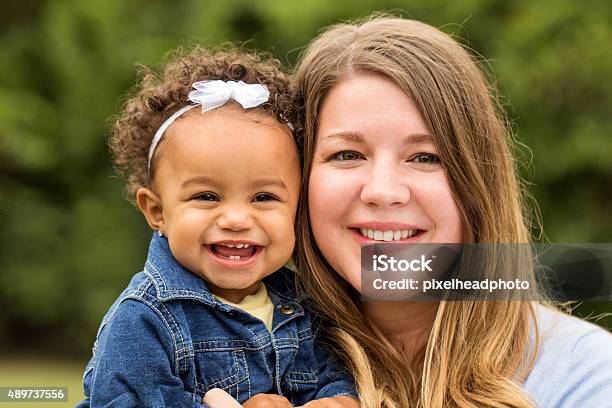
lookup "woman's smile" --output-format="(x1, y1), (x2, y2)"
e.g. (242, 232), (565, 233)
(348, 222), (426, 243)
(350, 228), (425, 243)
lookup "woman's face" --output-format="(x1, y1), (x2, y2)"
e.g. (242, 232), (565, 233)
(308, 72), (464, 292)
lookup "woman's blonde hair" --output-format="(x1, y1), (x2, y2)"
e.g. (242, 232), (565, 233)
(293, 16), (540, 407)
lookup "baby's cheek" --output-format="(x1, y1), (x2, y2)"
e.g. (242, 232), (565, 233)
(277, 223), (296, 258)
(263, 213), (296, 266)
(170, 207), (209, 233)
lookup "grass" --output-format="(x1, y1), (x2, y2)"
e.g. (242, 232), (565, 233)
(0, 358), (86, 407)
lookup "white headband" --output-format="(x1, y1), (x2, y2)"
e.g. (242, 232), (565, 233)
(147, 80), (271, 172)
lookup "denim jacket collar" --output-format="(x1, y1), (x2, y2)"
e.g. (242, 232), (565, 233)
(143, 233), (300, 308)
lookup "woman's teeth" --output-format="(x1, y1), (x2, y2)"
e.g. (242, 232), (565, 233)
(359, 228), (418, 241)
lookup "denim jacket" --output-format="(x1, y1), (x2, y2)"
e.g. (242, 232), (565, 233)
(77, 233), (355, 407)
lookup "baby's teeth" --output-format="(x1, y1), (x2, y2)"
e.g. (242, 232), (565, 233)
(401, 230), (408, 239)
(229, 255), (241, 260)
(383, 231), (393, 241)
(373, 230), (383, 240)
(220, 243), (253, 248)
(367, 229), (374, 239)
(393, 231), (402, 241)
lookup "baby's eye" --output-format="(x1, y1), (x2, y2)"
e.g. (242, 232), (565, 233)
(411, 153), (441, 164)
(193, 192), (219, 201)
(252, 193), (278, 203)
(329, 150), (364, 161)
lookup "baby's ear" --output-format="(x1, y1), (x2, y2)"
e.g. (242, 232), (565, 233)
(136, 187), (165, 233)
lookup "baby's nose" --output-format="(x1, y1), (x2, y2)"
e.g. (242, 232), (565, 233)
(216, 206), (253, 231)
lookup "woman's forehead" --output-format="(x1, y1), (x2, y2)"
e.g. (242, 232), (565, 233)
(316, 73), (431, 143)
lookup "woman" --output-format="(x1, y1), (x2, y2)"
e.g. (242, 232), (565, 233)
(291, 16), (612, 408)
(205, 16), (612, 408)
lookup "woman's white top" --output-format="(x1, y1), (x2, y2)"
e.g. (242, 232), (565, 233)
(523, 305), (612, 407)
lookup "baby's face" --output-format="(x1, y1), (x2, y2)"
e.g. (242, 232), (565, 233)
(152, 107), (300, 301)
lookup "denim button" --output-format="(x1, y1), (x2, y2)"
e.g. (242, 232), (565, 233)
(279, 305), (294, 315)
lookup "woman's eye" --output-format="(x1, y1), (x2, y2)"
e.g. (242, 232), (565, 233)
(329, 150), (364, 161)
(252, 193), (278, 203)
(194, 192), (219, 201)
(412, 153), (441, 164)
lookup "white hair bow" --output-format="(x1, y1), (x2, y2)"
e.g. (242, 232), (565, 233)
(189, 80), (270, 111)
(147, 80), (270, 172)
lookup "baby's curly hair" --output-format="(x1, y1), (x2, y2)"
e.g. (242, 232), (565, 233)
(109, 46), (296, 204)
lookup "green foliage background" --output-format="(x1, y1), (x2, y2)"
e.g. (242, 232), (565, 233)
(1, 0), (611, 358)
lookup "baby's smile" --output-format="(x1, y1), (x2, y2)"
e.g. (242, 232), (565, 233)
(205, 241), (263, 268)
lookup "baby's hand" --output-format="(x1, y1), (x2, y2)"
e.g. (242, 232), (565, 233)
(243, 393), (293, 407)
(299, 396), (360, 408)
(203, 388), (243, 407)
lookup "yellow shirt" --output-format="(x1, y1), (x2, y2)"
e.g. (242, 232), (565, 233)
(214, 283), (274, 331)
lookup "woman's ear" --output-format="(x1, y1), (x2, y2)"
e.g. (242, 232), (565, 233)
(136, 187), (165, 233)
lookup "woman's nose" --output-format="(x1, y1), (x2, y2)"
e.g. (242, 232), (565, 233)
(360, 161), (411, 208)
(216, 205), (253, 231)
